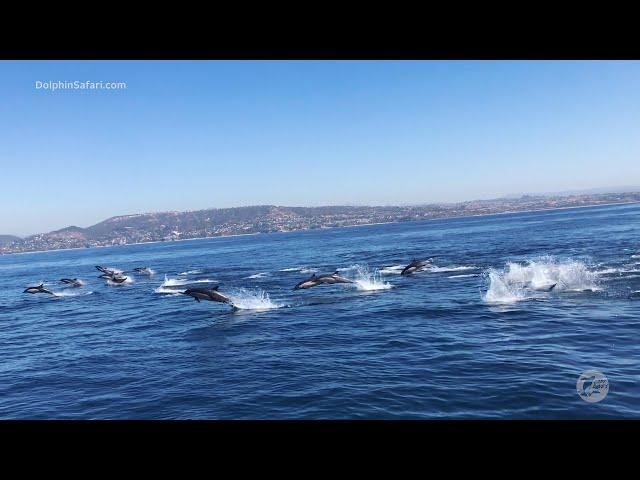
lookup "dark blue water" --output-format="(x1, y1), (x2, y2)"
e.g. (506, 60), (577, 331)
(1, 203), (639, 419)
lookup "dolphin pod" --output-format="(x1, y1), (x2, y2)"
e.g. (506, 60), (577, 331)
(24, 259), (435, 300)
(25, 256), (497, 309)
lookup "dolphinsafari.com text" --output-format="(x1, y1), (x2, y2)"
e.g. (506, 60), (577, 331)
(35, 80), (127, 91)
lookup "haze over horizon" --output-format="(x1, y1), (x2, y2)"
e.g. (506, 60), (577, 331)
(2, 60), (640, 235)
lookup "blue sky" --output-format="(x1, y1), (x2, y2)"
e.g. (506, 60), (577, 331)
(1, 60), (639, 235)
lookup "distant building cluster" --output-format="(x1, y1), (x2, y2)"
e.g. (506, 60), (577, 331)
(1, 192), (639, 254)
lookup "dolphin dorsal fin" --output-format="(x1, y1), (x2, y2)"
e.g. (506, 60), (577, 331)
(39, 283), (44, 288)
(212, 285), (219, 290)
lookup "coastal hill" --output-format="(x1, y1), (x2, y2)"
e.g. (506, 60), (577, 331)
(2, 191), (639, 254)
(0, 235), (22, 248)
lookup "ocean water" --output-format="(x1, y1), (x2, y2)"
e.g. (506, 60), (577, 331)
(1, 203), (639, 419)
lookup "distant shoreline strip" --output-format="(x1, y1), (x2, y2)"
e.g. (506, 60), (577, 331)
(2, 200), (639, 257)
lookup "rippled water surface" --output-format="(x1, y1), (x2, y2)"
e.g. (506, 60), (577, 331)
(1, 203), (639, 418)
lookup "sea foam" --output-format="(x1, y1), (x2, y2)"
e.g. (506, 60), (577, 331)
(227, 288), (284, 311)
(483, 256), (600, 303)
(162, 275), (215, 287)
(342, 264), (393, 291)
(53, 290), (94, 297)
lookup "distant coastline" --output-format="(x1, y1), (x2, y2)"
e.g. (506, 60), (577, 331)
(2, 199), (638, 257)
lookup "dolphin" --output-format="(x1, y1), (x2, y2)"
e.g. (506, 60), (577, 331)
(95, 265), (119, 276)
(60, 278), (82, 287)
(532, 283), (557, 292)
(97, 270), (128, 283)
(401, 259), (430, 276)
(293, 273), (322, 290)
(24, 283), (54, 295)
(133, 267), (153, 275)
(182, 286), (231, 304)
(317, 271), (354, 285)
(108, 275), (128, 284)
(293, 271), (354, 290)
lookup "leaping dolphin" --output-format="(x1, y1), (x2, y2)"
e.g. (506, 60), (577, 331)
(182, 286), (231, 304)
(24, 283), (54, 295)
(108, 275), (128, 284)
(133, 267), (153, 275)
(401, 259), (430, 275)
(293, 271), (354, 290)
(60, 278), (82, 287)
(318, 271), (354, 285)
(532, 283), (557, 292)
(95, 266), (119, 276)
(293, 273), (322, 290)
(97, 269), (128, 283)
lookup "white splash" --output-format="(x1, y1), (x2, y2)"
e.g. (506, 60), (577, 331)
(53, 290), (93, 297)
(107, 276), (134, 286)
(483, 270), (529, 304)
(336, 265), (358, 273)
(379, 265), (406, 275)
(483, 256), (600, 303)
(346, 264), (393, 291)
(280, 267), (318, 274)
(448, 274), (478, 278)
(180, 269), (202, 275)
(428, 265), (476, 273)
(244, 272), (270, 279)
(154, 286), (185, 295)
(227, 288), (284, 311)
(162, 275), (215, 287)
(103, 267), (124, 275)
(597, 265), (640, 276)
(597, 267), (619, 275)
